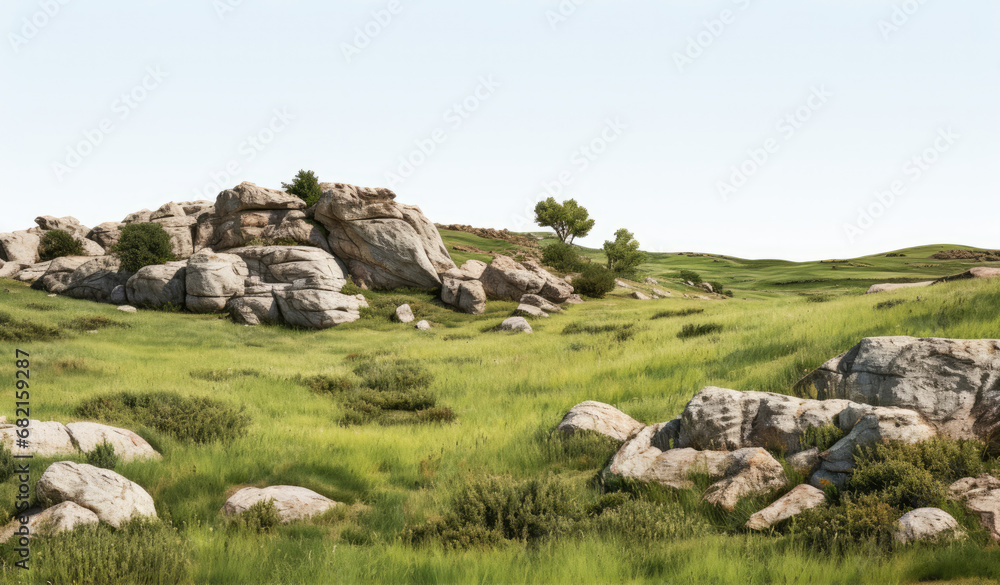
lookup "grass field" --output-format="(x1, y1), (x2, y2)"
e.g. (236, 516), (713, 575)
(0, 234), (999, 584)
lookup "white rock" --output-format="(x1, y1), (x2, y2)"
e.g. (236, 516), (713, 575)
(746, 484), (827, 530)
(117, 305), (138, 313)
(395, 304), (415, 323)
(557, 401), (645, 442)
(65, 422), (160, 462)
(0, 421), (76, 457)
(415, 320), (431, 331)
(221, 486), (338, 523)
(894, 508), (964, 544)
(514, 303), (548, 318)
(36, 462), (157, 528)
(0, 502), (99, 543)
(498, 316), (533, 333)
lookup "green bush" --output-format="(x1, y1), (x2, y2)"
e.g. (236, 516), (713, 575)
(0, 443), (13, 483)
(0, 311), (60, 342)
(792, 493), (900, 552)
(677, 323), (723, 339)
(190, 368), (262, 382)
(76, 391), (250, 444)
(352, 359), (433, 392)
(228, 499), (282, 533)
(64, 316), (130, 331)
(679, 270), (702, 284)
(589, 496), (710, 542)
(541, 242), (583, 272)
(562, 322), (634, 336)
(571, 263), (616, 298)
(85, 440), (120, 470)
(110, 223), (175, 273)
(38, 229), (84, 261)
(875, 299), (906, 310)
(282, 169), (323, 207)
(651, 308), (704, 320)
(1, 518), (190, 584)
(799, 423), (845, 452)
(849, 458), (944, 509)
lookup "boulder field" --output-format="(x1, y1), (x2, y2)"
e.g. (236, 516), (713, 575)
(0, 181), (576, 329)
(559, 336), (1000, 539)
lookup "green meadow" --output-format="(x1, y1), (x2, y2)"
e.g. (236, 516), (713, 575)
(1, 231), (999, 584)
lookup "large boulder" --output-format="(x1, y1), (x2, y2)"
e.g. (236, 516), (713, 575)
(62, 256), (129, 303)
(937, 266), (1000, 283)
(0, 421), (76, 457)
(480, 255), (573, 304)
(125, 262), (186, 308)
(745, 484), (827, 530)
(520, 294), (562, 313)
(13, 261), (51, 283)
(211, 183), (327, 251)
(0, 502), (99, 543)
(0, 261), (27, 279)
(221, 486), (339, 523)
(65, 422), (160, 462)
(39, 256), (91, 294)
(314, 183), (456, 289)
(216, 182), (305, 216)
(949, 474), (1000, 541)
(557, 401), (645, 442)
(87, 222), (123, 249)
(122, 209), (152, 224)
(35, 462), (156, 528)
(34, 216), (89, 239)
(440, 260), (488, 314)
(0, 231), (40, 264)
(152, 215), (197, 259)
(228, 246), (346, 286)
(273, 278), (366, 329)
(794, 337), (1000, 442)
(185, 250), (248, 313)
(894, 508), (964, 544)
(150, 202), (185, 220)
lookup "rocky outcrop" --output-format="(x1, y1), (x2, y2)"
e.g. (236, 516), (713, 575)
(185, 250), (248, 313)
(221, 486), (338, 523)
(35, 462), (157, 528)
(949, 474), (1000, 541)
(0, 420), (159, 461)
(440, 260), (488, 315)
(61, 256), (129, 303)
(746, 484), (827, 530)
(894, 508), (964, 544)
(557, 401), (645, 442)
(39, 256), (90, 294)
(514, 304), (548, 318)
(936, 266), (1000, 284)
(87, 222), (123, 249)
(314, 183), (454, 289)
(228, 246), (346, 286)
(211, 183), (328, 251)
(520, 294), (562, 313)
(0, 502), (99, 543)
(0, 231), (40, 264)
(794, 337), (1000, 442)
(273, 279), (366, 329)
(498, 316), (533, 333)
(126, 262), (187, 308)
(480, 255), (573, 304)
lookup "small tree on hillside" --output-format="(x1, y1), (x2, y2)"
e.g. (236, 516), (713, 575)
(282, 170), (323, 207)
(533, 198), (595, 244)
(111, 223), (175, 273)
(603, 228), (646, 276)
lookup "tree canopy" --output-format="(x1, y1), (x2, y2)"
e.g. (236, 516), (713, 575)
(533, 198), (595, 244)
(603, 228), (646, 276)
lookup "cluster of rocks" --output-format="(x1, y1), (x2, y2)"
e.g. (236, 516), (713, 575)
(0, 420), (161, 461)
(0, 181), (577, 329)
(558, 335), (1000, 543)
(866, 266), (1000, 294)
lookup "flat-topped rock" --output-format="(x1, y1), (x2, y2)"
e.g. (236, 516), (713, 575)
(557, 401), (644, 442)
(221, 486), (338, 523)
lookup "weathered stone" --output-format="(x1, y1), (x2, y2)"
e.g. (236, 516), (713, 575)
(818, 406), (937, 474)
(221, 486), (338, 523)
(787, 448), (821, 476)
(150, 202), (186, 220)
(36, 462), (156, 528)
(630, 291), (650, 300)
(117, 305), (137, 313)
(441, 277), (487, 315)
(395, 304), (415, 323)
(13, 261), (50, 282)
(459, 259), (488, 279)
(514, 304), (548, 318)
(746, 484), (827, 530)
(794, 337), (1000, 442)
(65, 422), (160, 462)
(0, 421), (76, 457)
(481, 255), (572, 304)
(35, 216), (89, 238)
(415, 320), (431, 331)
(498, 316), (533, 333)
(227, 283), (285, 326)
(185, 250), (248, 313)
(216, 182), (305, 216)
(179, 200), (214, 215)
(0, 502), (99, 543)
(0, 261), (28, 279)
(40, 256), (90, 294)
(228, 246), (346, 287)
(894, 508), (964, 544)
(273, 279), (365, 329)
(936, 266), (1000, 284)
(122, 209), (152, 224)
(126, 262), (186, 308)
(520, 294), (562, 313)
(949, 474), (1000, 540)
(213, 209), (328, 251)
(701, 448), (788, 511)
(62, 256), (129, 303)
(557, 401), (645, 442)
(645, 277), (659, 285)
(565, 294), (585, 304)
(809, 469), (848, 491)
(865, 281), (933, 294)
(0, 231), (40, 264)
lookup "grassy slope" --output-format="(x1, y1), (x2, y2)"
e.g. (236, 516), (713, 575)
(0, 236), (999, 583)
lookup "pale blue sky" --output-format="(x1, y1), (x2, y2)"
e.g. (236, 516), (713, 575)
(2, 0), (997, 260)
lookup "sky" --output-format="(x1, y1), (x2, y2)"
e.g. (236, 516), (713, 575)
(1, 0), (997, 261)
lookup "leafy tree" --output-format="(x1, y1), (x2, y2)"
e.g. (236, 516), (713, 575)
(282, 169), (323, 207)
(111, 223), (175, 273)
(541, 242), (583, 272)
(571, 263), (616, 298)
(603, 228), (646, 276)
(533, 198), (595, 244)
(38, 229), (85, 261)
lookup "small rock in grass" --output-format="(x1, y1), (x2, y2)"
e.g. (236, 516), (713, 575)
(415, 320), (431, 331)
(117, 305), (138, 313)
(745, 484), (826, 530)
(395, 304), (414, 323)
(222, 486), (338, 523)
(498, 317), (533, 334)
(894, 508), (964, 544)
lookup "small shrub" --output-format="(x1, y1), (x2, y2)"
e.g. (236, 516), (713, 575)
(77, 391), (250, 443)
(562, 322), (634, 336)
(340, 277), (365, 296)
(792, 493), (900, 552)
(678, 270), (702, 284)
(38, 229), (84, 261)
(64, 316), (129, 331)
(24, 302), (58, 311)
(0, 311), (60, 342)
(302, 374), (356, 394)
(190, 368), (261, 382)
(848, 458), (944, 509)
(228, 499), (282, 533)
(282, 169), (323, 207)
(110, 223), (175, 273)
(589, 497), (710, 542)
(572, 264), (616, 299)
(875, 299), (906, 310)
(799, 423), (845, 452)
(541, 242), (583, 272)
(0, 443), (14, 483)
(352, 359), (433, 392)
(651, 308), (704, 320)
(677, 323), (723, 339)
(708, 281), (729, 296)
(85, 440), (120, 470)
(806, 295), (832, 303)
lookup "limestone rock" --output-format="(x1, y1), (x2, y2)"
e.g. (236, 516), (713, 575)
(34, 216), (89, 239)
(480, 255), (572, 304)
(498, 316), (533, 333)
(65, 422), (160, 462)
(557, 401), (645, 442)
(0, 421), (76, 457)
(216, 182), (305, 216)
(746, 484), (827, 530)
(227, 291), (284, 326)
(122, 209), (152, 224)
(117, 305), (137, 313)
(415, 320), (431, 331)
(126, 262), (186, 308)
(794, 337), (1000, 442)
(565, 294), (585, 304)
(520, 294), (562, 313)
(0, 502), (99, 543)
(630, 291), (650, 300)
(701, 448), (788, 511)
(221, 486), (338, 523)
(228, 246), (346, 286)
(0, 231), (40, 264)
(949, 474), (1000, 540)
(62, 256), (129, 303)
(937, 266), (1000, 283)
(441, 277), (487, 315)
(273, 278), (365, 329)
(185, 250), (248, 313)
(150, 202), (186, 220)
(817, 406), (937, 474)
(787, 448), (820, 476)
(40, 256), (90, 294)
(36, 462), (156, 528)
(13, 261), (51, 282)
(395, 304), (415, 323)
(514, 304), (548, 318)
(894, 508), (964, 544)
